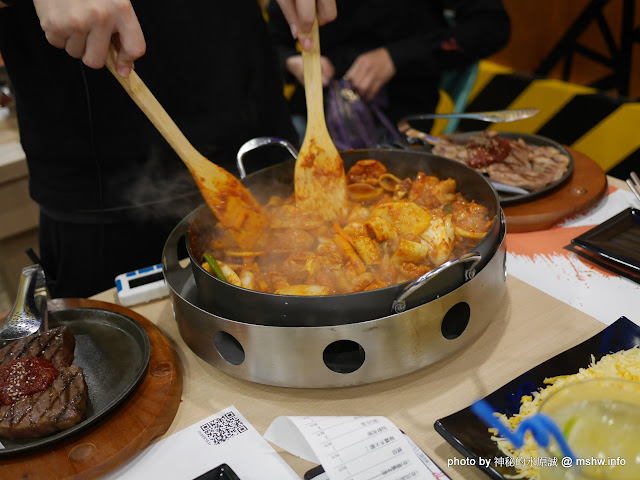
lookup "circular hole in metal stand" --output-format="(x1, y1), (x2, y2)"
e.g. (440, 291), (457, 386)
(323, 340), (365, 374)
(441, 302), (471, 340)
(213, 331), (245, 365)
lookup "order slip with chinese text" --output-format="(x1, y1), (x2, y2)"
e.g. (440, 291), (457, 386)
(265, 415), (449, 480)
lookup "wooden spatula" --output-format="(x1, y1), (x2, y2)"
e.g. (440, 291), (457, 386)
(105, 45), (268, 250)
(295, 19), (348, 220)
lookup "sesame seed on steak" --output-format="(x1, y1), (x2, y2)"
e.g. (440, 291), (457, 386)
(0, 365), (88, 439)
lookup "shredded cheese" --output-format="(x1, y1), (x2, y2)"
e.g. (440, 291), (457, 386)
(490, 346), (640, 479)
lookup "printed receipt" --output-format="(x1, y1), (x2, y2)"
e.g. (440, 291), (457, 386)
(264, 416), (450, 480)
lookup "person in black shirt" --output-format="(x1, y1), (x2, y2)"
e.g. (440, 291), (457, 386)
(267, 0), (510, 135)
(0, 0), (336, 298)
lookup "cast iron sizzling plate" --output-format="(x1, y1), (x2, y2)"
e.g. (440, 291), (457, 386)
(434, 316), (640, 480)
(0, 307), (151, 456)
(435, 132), (574, 206)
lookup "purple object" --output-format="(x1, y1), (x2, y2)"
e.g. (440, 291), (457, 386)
(325, 78), (400, 150)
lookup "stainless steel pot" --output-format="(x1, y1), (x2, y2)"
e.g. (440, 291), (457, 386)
(184, 144), (501, 327)
(162, 209), (507, 387)
(162, 141), (507, 387)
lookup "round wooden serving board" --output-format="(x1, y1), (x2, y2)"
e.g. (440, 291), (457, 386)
(502, 148), (607, 232)
(0, 298), (183, 480)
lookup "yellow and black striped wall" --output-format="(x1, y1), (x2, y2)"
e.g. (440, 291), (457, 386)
(433, 61), (639, 181)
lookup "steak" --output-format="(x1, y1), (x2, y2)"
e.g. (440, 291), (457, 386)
(0, 326), (75, 370)
(432, 132), (571, 191)
(0, 326), (88, 439)
(0, 365), (88, 439)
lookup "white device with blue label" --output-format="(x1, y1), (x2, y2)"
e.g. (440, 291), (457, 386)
(115, 264), (169, 306)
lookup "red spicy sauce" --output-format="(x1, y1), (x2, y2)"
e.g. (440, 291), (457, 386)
(466, 136), (511, 168)
(0, 357), (59, 405)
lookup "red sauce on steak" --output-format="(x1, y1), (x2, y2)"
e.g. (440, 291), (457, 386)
(0, 357), (59, 405)
(466, 136), (511, 168)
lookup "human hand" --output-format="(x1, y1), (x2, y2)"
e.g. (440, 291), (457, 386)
(32, 0), (146, 77)
(345, 48), (396, 101)
(274, 0), (337, 51)
(286, 55), (334, 86)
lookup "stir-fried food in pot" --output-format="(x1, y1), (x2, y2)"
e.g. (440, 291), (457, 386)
(196, 159), (494, 296)
(432, 131), (571, 191)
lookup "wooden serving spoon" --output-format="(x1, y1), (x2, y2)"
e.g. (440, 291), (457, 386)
(105, 45), (268, 250)
(295, 19), (348, 220)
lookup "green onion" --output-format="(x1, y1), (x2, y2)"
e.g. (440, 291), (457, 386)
(203, 252), (227, 282)
(443, 202), (453, 214)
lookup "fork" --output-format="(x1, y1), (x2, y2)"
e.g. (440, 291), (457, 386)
(401, 108), (540, 124)
(397, 109), (540, 146)
(627, 171), (640, 204)
(397, 109), (539, 148)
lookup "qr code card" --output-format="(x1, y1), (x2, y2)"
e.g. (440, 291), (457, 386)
(198, 411), (249, 446)
(101, 406), (299, 480)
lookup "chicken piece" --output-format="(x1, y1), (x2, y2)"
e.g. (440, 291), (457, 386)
(420, 215), (455, 266)
(397, 262), (431, 279)
(266, 228), (316, 252)
(305, 253), (327, 278)
(365, 216), (399, 254)
(453, 200), (493, 238)
(282, 252), (312, 284)
(378, 254), (399, 286)
(306, 260), (349, 294)
(346, 204), (372, 223)
(408, 174), (457, 208)
(431, 178), (458, 206)
(408, 172), (439, 203)
(269, 272), (290, 292)
(371, 202), (432, 237)
(349, 271), (377, 292)
(315, 237), (342, 259)
(392, 239), (430, 267)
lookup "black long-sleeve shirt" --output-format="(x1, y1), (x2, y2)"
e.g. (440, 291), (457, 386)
(267, 0), (511, 124)
(0, 0), (297, 218)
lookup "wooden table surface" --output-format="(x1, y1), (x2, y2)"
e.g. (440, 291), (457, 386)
(91, 273), (607, 480)
(85, 176), (634, 480)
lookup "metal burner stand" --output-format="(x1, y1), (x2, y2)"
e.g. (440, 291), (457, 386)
(163, 213), (506, 388)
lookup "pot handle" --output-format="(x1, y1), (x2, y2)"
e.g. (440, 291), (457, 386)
(236, 137), (298, 179)
(162, 213), (193, 289)
(391, 251), (482, 314)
